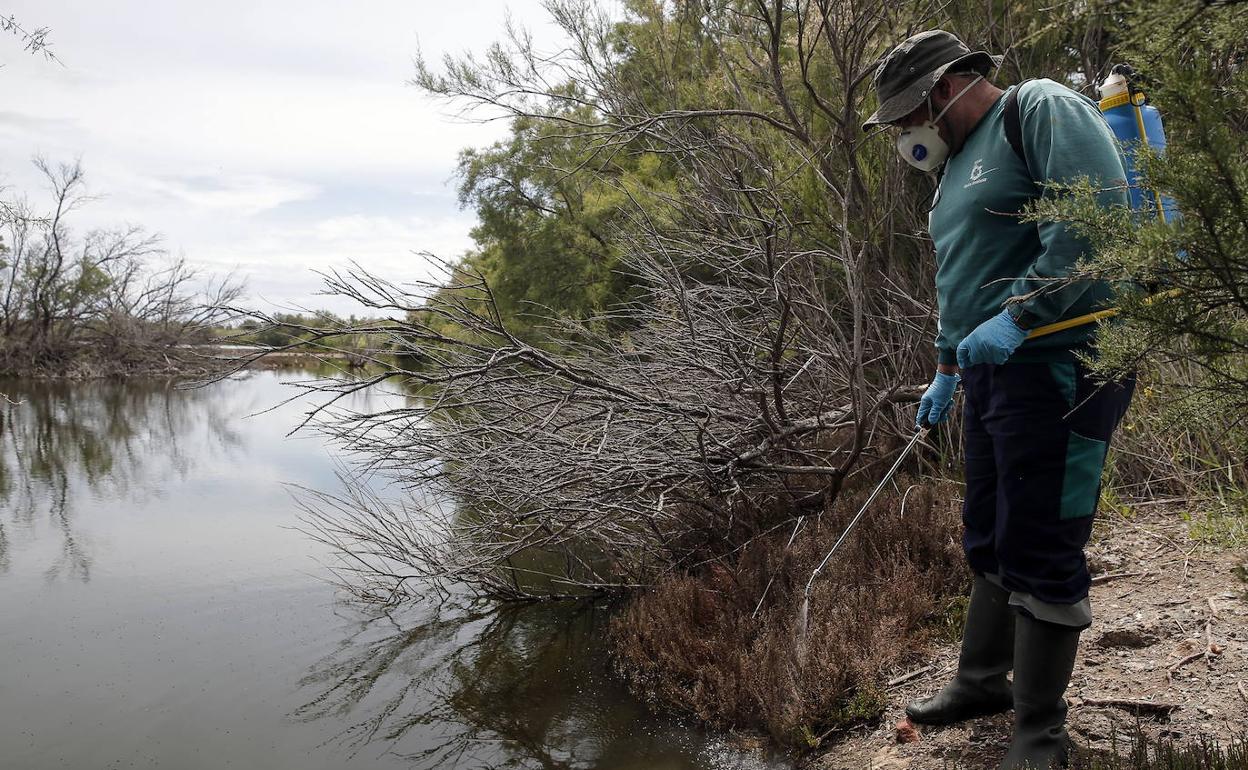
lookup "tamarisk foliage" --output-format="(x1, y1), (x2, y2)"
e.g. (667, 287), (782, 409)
(249, 2), (932, 604)
(244, 0), (1117, 607)
(262, 242), (925, 604)
(1037, 0), (1248, 476)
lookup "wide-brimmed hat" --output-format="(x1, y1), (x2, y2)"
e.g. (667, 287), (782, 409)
(861, 29), (1002, 131)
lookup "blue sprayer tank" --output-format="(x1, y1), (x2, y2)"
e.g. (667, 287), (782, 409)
(1097, 66), (1179, 222)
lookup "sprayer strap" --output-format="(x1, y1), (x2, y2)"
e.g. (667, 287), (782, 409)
(1004, 78), (1035, 176)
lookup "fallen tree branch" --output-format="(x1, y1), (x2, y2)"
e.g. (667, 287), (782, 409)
(887, 665), (932, 688)
(1091, 570), (1147, 585)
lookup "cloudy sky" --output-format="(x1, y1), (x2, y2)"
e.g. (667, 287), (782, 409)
(0, 1), (568, 316)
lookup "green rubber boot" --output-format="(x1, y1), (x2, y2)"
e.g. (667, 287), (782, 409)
(906, 574), (1015, 725)
(998, 613), (1081, 770)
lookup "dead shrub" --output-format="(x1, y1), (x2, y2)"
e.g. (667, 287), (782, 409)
(608, 475), (966, 750)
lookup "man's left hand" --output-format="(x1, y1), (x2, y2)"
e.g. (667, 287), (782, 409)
(956, 310), (1029, 369)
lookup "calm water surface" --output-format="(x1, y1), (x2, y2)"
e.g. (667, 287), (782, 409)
(0, 371), (789, 770)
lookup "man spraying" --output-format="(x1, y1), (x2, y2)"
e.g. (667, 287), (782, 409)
(862, 30), (1137, 770)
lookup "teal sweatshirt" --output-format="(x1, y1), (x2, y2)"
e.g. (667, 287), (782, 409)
(928, 78), (1130, 365)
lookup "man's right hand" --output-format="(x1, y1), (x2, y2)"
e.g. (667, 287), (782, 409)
(916, 370), (960, 428)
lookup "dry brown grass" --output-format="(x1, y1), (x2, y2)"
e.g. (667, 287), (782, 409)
(608, 475), (966, 750)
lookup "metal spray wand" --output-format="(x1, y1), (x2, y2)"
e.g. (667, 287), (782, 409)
(797, 426), (931, 641)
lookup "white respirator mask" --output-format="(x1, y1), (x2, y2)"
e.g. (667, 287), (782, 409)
(895, 74), (983, 172)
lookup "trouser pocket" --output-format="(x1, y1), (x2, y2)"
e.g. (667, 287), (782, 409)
(1060, 430), (1108, 520)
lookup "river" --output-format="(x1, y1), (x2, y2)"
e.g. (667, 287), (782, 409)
(0, 370), (791, 770)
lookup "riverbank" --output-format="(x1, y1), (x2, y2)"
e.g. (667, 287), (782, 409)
(814, 504), (1248, 770)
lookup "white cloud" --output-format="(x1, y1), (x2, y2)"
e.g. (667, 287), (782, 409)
(142, 174), (320, 217)
(0, 0), (569, 313)
(8, 71), (504, 178)
(215, 213), (479, 317)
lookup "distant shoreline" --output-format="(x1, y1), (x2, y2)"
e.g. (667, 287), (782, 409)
(1, 344), (373, 380)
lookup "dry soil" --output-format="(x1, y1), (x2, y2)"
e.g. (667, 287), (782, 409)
(813, 506), (1248, 770)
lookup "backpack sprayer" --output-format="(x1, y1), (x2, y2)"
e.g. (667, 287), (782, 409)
(785, 64), (1180, 643)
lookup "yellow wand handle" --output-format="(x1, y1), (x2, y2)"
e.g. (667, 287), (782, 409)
(1025, 288), (1183, 340)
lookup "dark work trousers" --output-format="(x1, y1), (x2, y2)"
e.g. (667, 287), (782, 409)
(960, 359), (1136, 607)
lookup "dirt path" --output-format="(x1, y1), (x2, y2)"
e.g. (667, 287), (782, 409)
(813, 507), (1248, 769)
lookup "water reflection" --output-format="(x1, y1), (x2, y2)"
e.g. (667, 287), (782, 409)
(297, 599), (779, 770)
(0, 373), (788, 770)
(0, 377), (244, 581)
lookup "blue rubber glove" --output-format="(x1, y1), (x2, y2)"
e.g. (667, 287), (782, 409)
(916, 371), (960, 428)
(956, 310), (1029, 369)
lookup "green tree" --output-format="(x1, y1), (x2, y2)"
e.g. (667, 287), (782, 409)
(453, 107), (673, 337)
(1034, 0), (1248, 454)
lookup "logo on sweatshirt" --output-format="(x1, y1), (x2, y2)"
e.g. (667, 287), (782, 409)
(964, 158), (997, 189)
